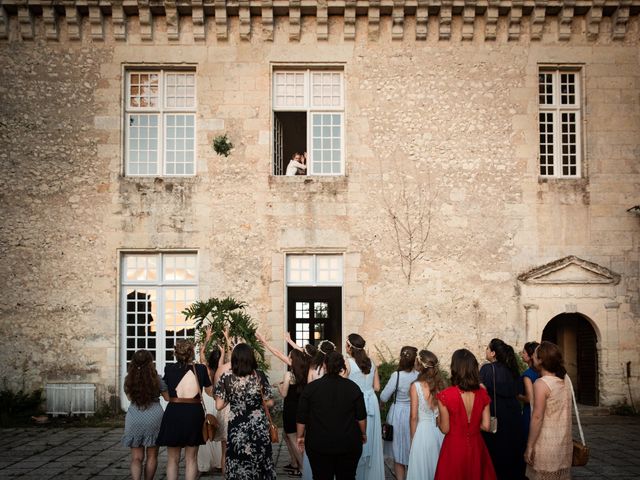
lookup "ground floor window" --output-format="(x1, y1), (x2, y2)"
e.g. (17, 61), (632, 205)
(120, 252), (198, 386)
(286, 254), (343, 351)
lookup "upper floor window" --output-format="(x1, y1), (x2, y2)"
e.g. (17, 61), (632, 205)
(125, 70), (196, 176)
(272, 68), (344, 176)
(538, 68), (582, 178)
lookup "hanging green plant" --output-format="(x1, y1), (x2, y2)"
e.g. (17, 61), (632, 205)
(212, 134), (234, 157)
(183, 296), (268, 372)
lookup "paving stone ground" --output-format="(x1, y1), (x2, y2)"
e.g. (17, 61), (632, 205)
(0, 414), (638, 479)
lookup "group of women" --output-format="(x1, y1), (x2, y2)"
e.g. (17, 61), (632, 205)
(121, 332), (575, 480)
(122, 334), (277, 480)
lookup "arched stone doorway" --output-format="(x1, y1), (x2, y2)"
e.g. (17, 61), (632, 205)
(542, 313), (599, 405)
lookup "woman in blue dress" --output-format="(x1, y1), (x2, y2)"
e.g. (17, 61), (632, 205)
(518, 342), (540, 442)
(380, 346), (418, 480)
(345, 333), (385, 480)
(406, 350), (445, 480)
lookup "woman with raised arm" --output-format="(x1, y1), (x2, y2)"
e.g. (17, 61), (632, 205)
(380, 346), (418, 480)
(257, 331), (311, 477)
(434, 349), (496, 480)
(345, 333), (385, 480)
(157, 340), (213, 480)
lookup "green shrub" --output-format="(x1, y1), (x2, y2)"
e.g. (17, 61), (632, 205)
(0, 387), (44, 427)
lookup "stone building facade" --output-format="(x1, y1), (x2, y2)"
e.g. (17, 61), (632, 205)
(0, 0), (638, 410)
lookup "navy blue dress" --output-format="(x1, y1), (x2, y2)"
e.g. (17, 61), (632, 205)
(520, 367), (539, 440)
(156, 363), (211, 447)
(480, 362), (525, 480)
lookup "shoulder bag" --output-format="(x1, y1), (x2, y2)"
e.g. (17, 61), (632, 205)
(489, 363), (498, 434)
(382, 371), (400, 441)
(567, 375), (589, 466)
(192, 364), (218, 442)
(256, 371), (279, 443)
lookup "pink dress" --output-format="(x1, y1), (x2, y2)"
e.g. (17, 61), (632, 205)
(434, 386), (496, 480)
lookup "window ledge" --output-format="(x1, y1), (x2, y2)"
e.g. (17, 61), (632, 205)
(268, 175), (348, 191)
(118, 175), (200, 193)
(537, 176), (588, 186)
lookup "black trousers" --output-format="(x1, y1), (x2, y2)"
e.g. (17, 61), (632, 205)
(306, 448), (361, 480)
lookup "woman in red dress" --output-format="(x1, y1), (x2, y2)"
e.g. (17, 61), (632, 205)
(434, 349), (496, 480)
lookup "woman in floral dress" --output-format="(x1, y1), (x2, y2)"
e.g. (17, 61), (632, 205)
(214, 343), (276, 480)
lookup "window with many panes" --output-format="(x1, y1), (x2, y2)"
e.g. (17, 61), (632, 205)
(125, 70), (196, 176)
(538, 68), (582, 177)
(272, 68), (344, 176)
(120, 253), (198, 386)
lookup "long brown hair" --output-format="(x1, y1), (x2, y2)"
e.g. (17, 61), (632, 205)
(347, 333), (371, 374)
(124, 350), (160, 408)
(416, 350), (445, 408)
(290, 349), (309, 394)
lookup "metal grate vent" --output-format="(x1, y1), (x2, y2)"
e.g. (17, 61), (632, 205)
(45, 383), (96, 416)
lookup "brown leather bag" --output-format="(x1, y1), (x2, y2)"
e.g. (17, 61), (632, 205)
(202, 413), (218, 442)
(568, 375), (589, 466)
(572, 440), (590, 466)
(192, 364), (217, 442)
(256, 371), (279, 443)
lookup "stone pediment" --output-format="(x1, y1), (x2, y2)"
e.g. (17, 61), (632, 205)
(518, 256), (620, 285)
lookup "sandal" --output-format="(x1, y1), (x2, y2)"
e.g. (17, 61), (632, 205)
(283, 464), (297, 472)
(289, 470), (302, 478)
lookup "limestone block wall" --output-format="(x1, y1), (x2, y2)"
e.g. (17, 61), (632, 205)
(0, 2), (639, 407)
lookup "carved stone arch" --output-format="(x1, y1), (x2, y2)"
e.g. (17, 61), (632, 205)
(542, 312), (599, 406)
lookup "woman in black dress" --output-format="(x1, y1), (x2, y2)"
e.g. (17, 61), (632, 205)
(258, 332), (312, 476)
(480, 338), (525, 480)
(156, 339), (212, 480)
(215, 343), (277, 479)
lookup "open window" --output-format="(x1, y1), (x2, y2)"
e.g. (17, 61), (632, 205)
(273, 69), (344, 176)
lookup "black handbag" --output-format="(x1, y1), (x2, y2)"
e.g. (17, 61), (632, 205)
(382, 371), (400, 441)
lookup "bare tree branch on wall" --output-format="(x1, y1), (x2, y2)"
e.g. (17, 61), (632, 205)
(380, 154), (437, 284)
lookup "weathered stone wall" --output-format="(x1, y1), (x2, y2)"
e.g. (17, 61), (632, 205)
(0, 7), (639, 407)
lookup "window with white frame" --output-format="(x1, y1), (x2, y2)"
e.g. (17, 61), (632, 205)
(120, 253), (198, 378)
(286, 254), (343, 286)
(538, 68), (582, 177)
(125, 70), (197, 176)
(273, 69), (344, 176)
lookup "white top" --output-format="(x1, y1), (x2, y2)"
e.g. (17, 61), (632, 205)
(286, 160), (306, 176)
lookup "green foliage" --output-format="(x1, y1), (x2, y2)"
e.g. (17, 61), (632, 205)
(516, 352), (528, 374)
(0, 387), (44, 427)
(212, 134), (234, 157)
(183, 296), (268, 372)
(611, 400), (638, 416)
(374, 344), (399, 421)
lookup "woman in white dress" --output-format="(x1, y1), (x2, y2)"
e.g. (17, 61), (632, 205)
(406, 350), (445, 480)
(380, 346), (418, 480)
(345, 333), (385, 480)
